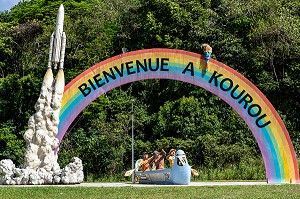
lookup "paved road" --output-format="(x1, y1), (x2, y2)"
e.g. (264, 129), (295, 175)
(0, 181), (270, 187)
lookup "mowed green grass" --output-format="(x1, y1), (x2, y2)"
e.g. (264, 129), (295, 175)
(0, 185), (300, 199)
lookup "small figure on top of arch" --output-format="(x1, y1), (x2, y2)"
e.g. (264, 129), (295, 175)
(201, 43), (212, 72)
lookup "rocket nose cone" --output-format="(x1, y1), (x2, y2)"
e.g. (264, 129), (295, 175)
(58, 4), (64, 14)
(56, 4), (65, 26)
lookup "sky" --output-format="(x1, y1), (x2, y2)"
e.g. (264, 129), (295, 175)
(0, 0), (22, 12)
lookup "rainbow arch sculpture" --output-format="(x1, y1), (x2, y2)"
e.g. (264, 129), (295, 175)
(56, 48), (299, 184)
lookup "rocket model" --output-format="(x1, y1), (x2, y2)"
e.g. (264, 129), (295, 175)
(48, 4), (66, 70)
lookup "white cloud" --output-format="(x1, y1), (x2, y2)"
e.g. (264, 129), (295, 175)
(0, 0), (23, 12)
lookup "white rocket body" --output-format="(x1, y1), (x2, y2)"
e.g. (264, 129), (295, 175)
(48, 4), (66, 69)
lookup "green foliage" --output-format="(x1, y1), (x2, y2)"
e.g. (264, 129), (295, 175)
(197, 159), (266, 181)
(153, 96), (221, 139)
(192, 134), (258, 168)
(0, 74), (41, 129)
(0, 22), (13, 77)
(0, 121), (25, 165)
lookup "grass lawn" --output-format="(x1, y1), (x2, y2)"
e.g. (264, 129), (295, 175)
(0, 184), (300, 199)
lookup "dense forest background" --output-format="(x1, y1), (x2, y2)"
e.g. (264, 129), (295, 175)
(0, 0), (299, 181)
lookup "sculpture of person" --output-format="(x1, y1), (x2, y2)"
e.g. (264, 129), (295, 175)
(166, 149), (176, 168)
(202, 43), (212, 71)
(152, 149), (166, 170)
(139, 152), (151, 171)
(140, 149), (166, 171)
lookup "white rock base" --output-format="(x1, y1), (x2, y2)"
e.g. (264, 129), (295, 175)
(0, 157), (84, 185)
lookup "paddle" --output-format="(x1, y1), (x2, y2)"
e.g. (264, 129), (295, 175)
(124, 160), (142, 177)
(124, 168), (136, 177)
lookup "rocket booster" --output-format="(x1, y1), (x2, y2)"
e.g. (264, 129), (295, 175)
(48, 4), (66, 70)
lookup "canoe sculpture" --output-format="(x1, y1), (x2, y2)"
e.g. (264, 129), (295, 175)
(134, 150), (191, 185)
